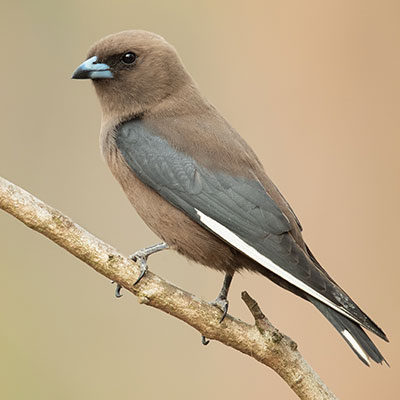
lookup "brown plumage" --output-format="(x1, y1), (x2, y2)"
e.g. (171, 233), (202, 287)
(72, 30), (387, 365)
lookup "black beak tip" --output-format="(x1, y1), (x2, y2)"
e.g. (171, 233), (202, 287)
(71, 68), (89, 80)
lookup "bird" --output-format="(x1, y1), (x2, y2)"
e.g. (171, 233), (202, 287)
(72, 30), (388, 365)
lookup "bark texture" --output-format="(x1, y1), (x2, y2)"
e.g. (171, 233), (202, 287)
(0, 176), (337, 400)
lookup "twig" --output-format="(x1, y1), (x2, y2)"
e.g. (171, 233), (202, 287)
(0, 176), (337, 400)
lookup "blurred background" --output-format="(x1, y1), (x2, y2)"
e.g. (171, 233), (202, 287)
(0, 1), (399, 398)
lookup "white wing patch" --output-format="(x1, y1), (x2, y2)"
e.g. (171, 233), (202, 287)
(196, 209), (361, 325)
(342, 329), (370, 365)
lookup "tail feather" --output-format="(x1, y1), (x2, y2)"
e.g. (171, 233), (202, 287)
(309, 297), (388, 366)
(304, 245), (388, 342)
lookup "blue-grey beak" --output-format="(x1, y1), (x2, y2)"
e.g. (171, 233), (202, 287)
(72, 56), (113, 80)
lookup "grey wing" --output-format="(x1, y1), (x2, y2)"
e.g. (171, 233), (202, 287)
(117, 120), (291, 239)
(115, 119), (381, 335)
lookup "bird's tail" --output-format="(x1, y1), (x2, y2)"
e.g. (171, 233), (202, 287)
(308, 297), (388, 366)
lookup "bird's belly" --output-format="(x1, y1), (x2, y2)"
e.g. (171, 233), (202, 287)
(106, 146), (240, 274)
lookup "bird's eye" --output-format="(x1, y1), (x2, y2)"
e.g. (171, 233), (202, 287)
(121, 52), (137, 65)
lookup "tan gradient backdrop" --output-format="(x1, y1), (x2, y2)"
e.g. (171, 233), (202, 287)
(0, 1), (399, 399)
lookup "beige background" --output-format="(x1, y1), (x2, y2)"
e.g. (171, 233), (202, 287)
(0, 1), (399, 399)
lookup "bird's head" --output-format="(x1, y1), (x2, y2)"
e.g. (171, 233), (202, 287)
(72, 30), (192, 118)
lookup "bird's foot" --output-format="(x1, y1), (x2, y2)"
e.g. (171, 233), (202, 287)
(110, 242), (168, 298)
(211, 272), (233, 323)
(200, 273), (233, 346)
(110, 255), (148, 296)
(201, 296), (229, 346)
(130, 242), (169, 286)
(201, 297), (228, 345)
(211, 296), (229, 323)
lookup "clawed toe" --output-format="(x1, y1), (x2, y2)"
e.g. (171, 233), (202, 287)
(201, 335), (210, 345)
(129, 242), (169, 285)
(211, 298), (229, 323)
(111, 281), (123, 298)
(132, 257), (148, 285)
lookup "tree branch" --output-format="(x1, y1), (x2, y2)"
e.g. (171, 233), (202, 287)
(0, 176), (337, 400)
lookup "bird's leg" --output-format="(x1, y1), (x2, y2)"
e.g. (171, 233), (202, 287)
(112, 242), (169, 297)
(130, 242), (169, 285)
(211, 272), (233, 323)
